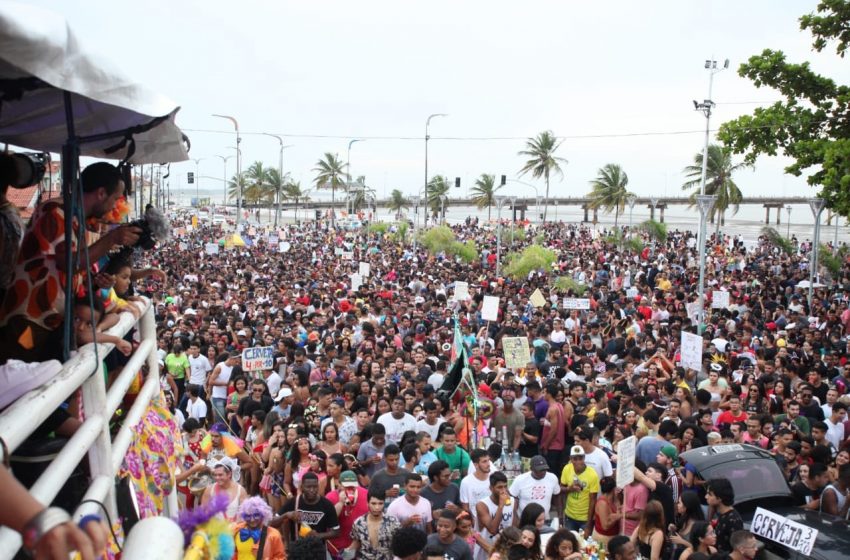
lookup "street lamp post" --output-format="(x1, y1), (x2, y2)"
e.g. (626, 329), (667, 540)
(441, 195), (448, 224)
(509, 196), (517, 249)
(412, 195), (421, 254)
(425, 113), (447, 227)
(786, 205), (792, 238)
(495, 197), (507, 277)
(347, 139), (363, 216)
(808, 198), (826, 307)
(192, 158), (205, 208)
(215, 155), (233, 211)
(212, 114), (241, 225)
(262, 134), (292, 228)
(694, 58), (728, 252)
(696, 194), (717, 332)
(627, 195), (637, 233)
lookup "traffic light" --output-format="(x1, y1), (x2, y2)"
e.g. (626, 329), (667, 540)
(455, 177), (461, 188)
(188, 172), (194, 184)
(500, 175), (506, 186)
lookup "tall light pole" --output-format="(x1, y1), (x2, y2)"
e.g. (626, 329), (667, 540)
(262, 133), (293, 228)
(192, 157), (205, 207)
(509, 196), (517, 249)
(412, 195), (421, 254)
(425, 113), (448, 227)
(627, 194), (637, 232)
(808, 198), (826, 307)
(696, 194), (717, 332)
(495, 197), (507, 277)
(212, 114), (241, 224)
(347, 139), (363, 215)
(694, 58), (728, 258)
(441, 194), (448, 224)
(215, 155), (233, 211)
(786, 205), (792, 238)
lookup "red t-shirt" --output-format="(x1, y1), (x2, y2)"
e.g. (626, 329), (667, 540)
(326, 486), (368, 552)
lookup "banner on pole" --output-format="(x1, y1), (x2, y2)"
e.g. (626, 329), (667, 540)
(502, 337), (531, 371)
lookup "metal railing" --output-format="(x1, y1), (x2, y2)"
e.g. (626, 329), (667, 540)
(0, 298), (180, 558)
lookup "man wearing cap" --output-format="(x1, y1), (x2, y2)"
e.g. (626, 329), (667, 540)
(508, 455), (560, 525)
(326, 471), (368, 554)
(559, 445), (599, 537)
(656, 444), (683, 504)
(271, 386), (294, 419)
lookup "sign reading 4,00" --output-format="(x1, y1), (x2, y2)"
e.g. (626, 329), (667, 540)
(242, 346), (274, 372)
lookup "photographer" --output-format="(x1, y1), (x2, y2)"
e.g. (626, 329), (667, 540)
(0, 162), (141, 364)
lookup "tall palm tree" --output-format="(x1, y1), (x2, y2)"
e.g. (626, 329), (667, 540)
(470, 173), (502, 221)
(266, 168), (289, 227)
(518, 130), (568, 223)
(682, 144), (748, 228)
(588, 164), (634, 227)
(227, 172), (248, 206)
(426, 175), (451, 221)
(283, 180), (308, 224)
(388, 189), (409, 220)
(243, 161), (272, 220)
(312, 152), (347, 225)
(350, 177), (377, 214)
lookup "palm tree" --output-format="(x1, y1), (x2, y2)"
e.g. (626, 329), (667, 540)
(588, 164), (634, 227)
(388, 189), (409, 220)
(283, 180), (309, 224)
(682, 144), (748, 229)
(470, 173), (502, 221)
(312, 152), (347, 225)
(266, 168), (289, 227)
(243, 161), (272, 220)
(518, 130), (568, 223)
(426, 175), (451, 221)
(350, 177), (377, 214)
(227, 172), (248, 206)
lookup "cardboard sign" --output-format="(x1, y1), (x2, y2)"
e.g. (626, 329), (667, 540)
(751, 507), (818, 556)
(350, 273), (362, 292)
(481, 295), (500, 322)
(241, 346), (274, 371)
(359, 262), (370, 277)
(616, 436), (636, 488)
(502, 337), (531, 371)
(529, 288), (546, 308)
(279, 241), (291, 253)
(686, 301), (701, 323)
(712, 290), (730, 309)
(334, 248), (344, 256)
(453, 281), (469, 301)
(680, 331), (703, 372)
(562, 298), (591, 310)
(205, 242), (219, 255)
(268, 235), (279, 245)
(340, 251), (353, 261)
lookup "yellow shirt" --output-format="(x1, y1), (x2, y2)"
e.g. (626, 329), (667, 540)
(559, 462), (599, 521)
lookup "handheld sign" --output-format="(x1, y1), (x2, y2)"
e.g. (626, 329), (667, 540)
(616, 436), (636, 488)
(453, 281), (469, 301)
(529, 288), (546, 308)
(268, 234), (279, 245)
(686, 301), (701, 323)
(358, 262), (370, 277)
(350, 273), (363, 292)
(502, 337), (531, 371)
(562, 297), (590, 310)
(680, 331), (703, 372)
(279, 241), (291, 253)
(242, 346), (274, 371)
(711, 290), (730, 309)
(205, 242), (219, 255)
(481, 295), (500, 322)
(751, 507), (818, 556)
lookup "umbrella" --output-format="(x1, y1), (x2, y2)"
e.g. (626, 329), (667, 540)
(796, 280), (826, 289)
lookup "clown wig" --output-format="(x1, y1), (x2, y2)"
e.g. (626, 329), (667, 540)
(238, 497), (273, 525)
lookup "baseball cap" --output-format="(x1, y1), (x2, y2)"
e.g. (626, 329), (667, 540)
(570, 445), (585, 457)
(274, 387), (293, 402)
(530, 456), (549, 472)
(660, 444), (679, 467)
(340, 470), (358, 487)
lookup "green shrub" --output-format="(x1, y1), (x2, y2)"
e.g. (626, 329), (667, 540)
(553, 276), (588, 296)
(503, 245), (556, 279)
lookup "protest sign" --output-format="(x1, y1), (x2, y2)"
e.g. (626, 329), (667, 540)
(205, 243), (219, 255)
(616, 436), (636, 488)
(751, 507), (818, 556)
(712, 290), (730, 309)
(562, 298), (591, 310)
(279, 242), (291, 253)
(359, 262), (370, 277)
(686, 301), (701, 323)
(454, 281), (469, 301)
(341, 251), (354, 260)
(268, 234), (279, 245)
(350, 273), (362, 292)
(529, 288), (546, 307)
(680, 331), (703, 372)
(481, 295), (500, 322)
(241, 346), (274, 371)
(502, 337), (531, 371)
(334, 248), (344, 256)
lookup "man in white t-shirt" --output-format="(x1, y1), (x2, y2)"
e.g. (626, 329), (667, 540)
(187, 343), (212, 394)
(574, 426), (613, 480)
(378, 396), (417, 444)
(508, 455), (561, 521)
(186, 384), (208, 426)
(460, 449), (493, 525)
(416, 401), (445, 441)
(386, 472), (433, 533)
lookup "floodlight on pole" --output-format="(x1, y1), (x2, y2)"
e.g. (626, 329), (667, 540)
(262, 133), (293, 228)
(509, 196), (517, 249)
(696, 194), (717, 331)
(215, 155), (233, 210)
(212, 114), (241, 224)
(808, 198), (826, 307)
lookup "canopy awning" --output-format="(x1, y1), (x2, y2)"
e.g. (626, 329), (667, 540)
(0, 1), (189, 163)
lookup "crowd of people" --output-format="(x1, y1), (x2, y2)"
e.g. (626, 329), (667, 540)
(2, 161), (850, 560)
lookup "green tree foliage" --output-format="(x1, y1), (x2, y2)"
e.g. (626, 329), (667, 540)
(227, 173), (248, 202)
(388, 189), (409, 219)
(604, 228), (644, 253)
(417, 225), (477, 262)
(761, 226), (795, 255)
(553, 277), (588, 296)
(681, 145), (748, 226)
(427, 175), (451, 219)
(588, 164), (634, 227)
(503, 245), (556, 280)
(366, 222), (389, 235)
(470, 174), (502, 221)
(283, 180), (308, 223)
(818, 243), (848, 278)
(393, 221), (409, 244)
(640, 219), (667, 243)
(313, 153), (348, 223)
(718, 2), (850, 216)
(518, 131), (568, 223)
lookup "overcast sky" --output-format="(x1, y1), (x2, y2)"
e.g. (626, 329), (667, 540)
(25, 0), (846, 201)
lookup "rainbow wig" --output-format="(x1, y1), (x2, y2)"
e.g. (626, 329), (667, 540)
(201, 423), (244, 456)
(238, 497), (273, 525)
(177, 494), (235, 560)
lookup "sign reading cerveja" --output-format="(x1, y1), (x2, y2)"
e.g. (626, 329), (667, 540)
(242, 346), (274, 371)
(750, 507), (818, 556)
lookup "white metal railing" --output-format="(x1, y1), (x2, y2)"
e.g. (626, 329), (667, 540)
(0, 297), (179, 558)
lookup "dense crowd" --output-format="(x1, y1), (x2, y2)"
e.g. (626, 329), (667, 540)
(2, 162), (850, 560)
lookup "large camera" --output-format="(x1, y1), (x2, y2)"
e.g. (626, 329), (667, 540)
(127, 205), (170, 250)
(1, 151), (50, 188)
